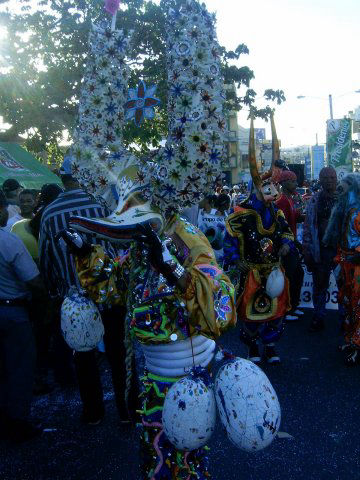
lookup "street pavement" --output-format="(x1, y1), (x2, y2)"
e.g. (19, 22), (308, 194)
(1, 308), (360, 480)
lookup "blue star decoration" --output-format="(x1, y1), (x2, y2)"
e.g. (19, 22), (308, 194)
(124, 80), (160, 127)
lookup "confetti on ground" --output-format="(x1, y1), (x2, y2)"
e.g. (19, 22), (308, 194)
(277, 431), (294, 439)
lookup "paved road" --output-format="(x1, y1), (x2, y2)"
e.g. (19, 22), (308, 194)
(1, 309), (360, 480)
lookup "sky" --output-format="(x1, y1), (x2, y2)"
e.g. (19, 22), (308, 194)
(204, 0), (360, 147)
(1, 0), (360, 148)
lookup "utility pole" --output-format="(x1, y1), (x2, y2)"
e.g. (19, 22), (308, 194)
(329, 94), (334, 119)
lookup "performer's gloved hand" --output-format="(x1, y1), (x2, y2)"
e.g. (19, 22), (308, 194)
(135, 224), (185, 285)
(135, 224), (168, 270)
(56, 229), (91, 257)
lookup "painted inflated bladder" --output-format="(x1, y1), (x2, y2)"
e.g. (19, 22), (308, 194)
(162, 371), (216, 451)
(61, 289), (104, 352)
(215, 357), (281, 452)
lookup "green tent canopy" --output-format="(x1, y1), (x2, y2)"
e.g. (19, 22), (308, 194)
(0, 142), (62, 190)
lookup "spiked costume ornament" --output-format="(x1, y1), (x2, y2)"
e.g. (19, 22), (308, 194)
(65, 2), (238, 478)
(248, 115), (280, 206)
(224, 118), (295, 365)
(324, 173), (360, 365)
(69, 2), (226, 243)
(270, 112), (286, 184)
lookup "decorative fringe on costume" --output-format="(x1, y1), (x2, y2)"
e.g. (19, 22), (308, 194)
(124, 311), (134, 410)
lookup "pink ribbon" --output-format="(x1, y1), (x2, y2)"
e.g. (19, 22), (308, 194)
(104, 0), (120, 15)
(142, 420), (164, 478)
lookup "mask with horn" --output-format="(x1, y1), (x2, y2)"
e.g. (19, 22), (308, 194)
(270, 112), (284, 184)
(248, 115), (279, 205)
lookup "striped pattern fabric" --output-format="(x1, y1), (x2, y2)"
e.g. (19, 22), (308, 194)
(39, 188), (116, 299)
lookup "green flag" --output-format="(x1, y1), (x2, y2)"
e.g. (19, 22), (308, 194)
(326, 119), (352, 179)
(0, 142), (62, 189)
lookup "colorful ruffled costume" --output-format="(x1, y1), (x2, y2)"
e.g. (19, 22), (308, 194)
(224, 117), (293, 355)
(224, 195), (293, 346)
(336, 209), (360, 347)
(325, 179), (360, 353)
(63, 1), (237, 476)
(75, 216), (235, 478)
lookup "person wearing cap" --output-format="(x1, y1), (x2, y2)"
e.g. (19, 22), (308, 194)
(276, 170), (305, 322)
(0, 189), (46, 442)
(303, 167), (338, 332)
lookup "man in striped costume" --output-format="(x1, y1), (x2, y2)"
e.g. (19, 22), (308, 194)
(39, 162), (113, 299)
(39, 162), (131, 424)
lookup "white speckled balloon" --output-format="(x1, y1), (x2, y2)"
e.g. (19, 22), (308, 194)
(61, 291), (104, 352)
(215, 358), (281, 452)
(162, 375), (216, 451)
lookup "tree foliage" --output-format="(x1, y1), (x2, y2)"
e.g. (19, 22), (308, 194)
(0, 0), (286, 155)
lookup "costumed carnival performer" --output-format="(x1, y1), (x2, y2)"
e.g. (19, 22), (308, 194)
(323, 173), (360, 365)
(224, 116), (295, 364)
(59, 2), (236, 478)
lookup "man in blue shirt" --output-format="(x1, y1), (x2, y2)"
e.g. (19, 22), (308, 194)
(0, 190), (45, 442)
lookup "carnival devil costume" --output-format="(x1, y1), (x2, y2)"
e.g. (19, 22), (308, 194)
(60, 2), (236, 478)
(224, 115), (294, 364)
(323, 173), (360, 365)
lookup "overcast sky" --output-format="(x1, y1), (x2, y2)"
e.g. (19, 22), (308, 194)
(204, 0), (360, 147)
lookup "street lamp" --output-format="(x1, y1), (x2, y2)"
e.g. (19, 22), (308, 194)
(329, 94), (333, 120)
(297, 91), (360, 119)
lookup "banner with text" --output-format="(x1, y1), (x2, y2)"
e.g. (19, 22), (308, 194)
(311, 145), (325, 179)
(299, 264), (338, 310)
(326, 118), (352, 180)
